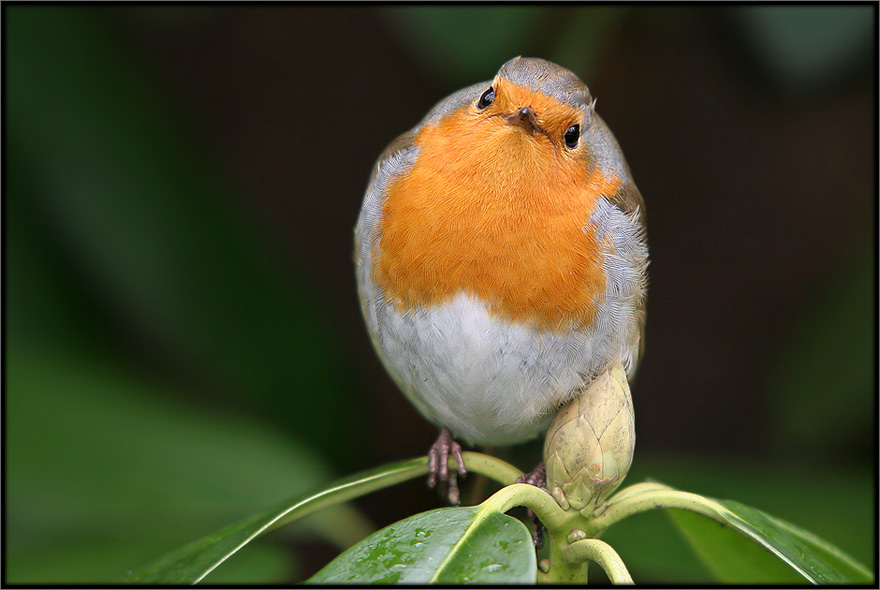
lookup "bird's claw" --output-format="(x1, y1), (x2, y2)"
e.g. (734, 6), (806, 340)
(517, 462), (548, 549)
(427, 427), (467, 505)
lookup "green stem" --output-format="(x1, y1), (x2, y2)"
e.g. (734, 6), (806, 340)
(474, 475), (656, 585)
(563, 539), (634, 585)
(546, 530), (589, 584)
(605, 481), (674, 505)
(477, 485), (591, 585)
(479, 483), (571, 532)
(593, 484), (729, 534)
(457, 451), (524, 486)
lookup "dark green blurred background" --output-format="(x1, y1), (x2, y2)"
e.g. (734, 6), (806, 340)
(5, 5), (876, 584)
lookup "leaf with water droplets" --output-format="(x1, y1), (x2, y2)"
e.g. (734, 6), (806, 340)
(307, 506), (536, 584)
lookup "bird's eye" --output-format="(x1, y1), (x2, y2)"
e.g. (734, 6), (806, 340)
(564, 125), (580, 149)
(477, 87), (495, 110)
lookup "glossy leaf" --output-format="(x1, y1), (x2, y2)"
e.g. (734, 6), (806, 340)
(124, 458), (430, 584)
(308, 506), (536, 584)
(624, 455), (873, 570)
(124, 452), (522, 583)
(668, 508), (804, 584)
(620, 486), (875, 584)
(715, 499), (873, 584)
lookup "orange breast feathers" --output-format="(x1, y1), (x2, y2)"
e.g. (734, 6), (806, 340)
(373, 82), (623, 332)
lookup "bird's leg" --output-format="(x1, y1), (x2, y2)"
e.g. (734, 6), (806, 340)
(518, 461), (547, 488)
(427, 427), (467, 505)
(517, 461), (548, 549)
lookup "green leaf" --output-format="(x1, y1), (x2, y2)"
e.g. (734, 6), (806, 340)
(308, 506), (536, 584)
(668, 509), (804, 584)
(125, 452), (522, 583)
(625, 454), (874, 570)
(124, 457), (430, 584)
(715, 499), (873, 585)
(601, 483), (874, 585)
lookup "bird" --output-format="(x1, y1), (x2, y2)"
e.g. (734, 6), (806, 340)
(355, 56), (648, 505)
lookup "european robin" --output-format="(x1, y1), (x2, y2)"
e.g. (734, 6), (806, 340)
(355, 57), (648, 504)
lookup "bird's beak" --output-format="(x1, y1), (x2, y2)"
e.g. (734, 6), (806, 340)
(504, 106), (541, 135)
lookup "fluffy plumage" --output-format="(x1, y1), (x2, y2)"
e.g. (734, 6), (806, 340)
(355, 56), (648, 446)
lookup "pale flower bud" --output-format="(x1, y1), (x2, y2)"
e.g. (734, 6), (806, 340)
(543, 363), (635, 515)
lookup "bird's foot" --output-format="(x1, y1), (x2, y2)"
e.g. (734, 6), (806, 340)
(516, 462), (548, 549)
(427, 427), (467, 505)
